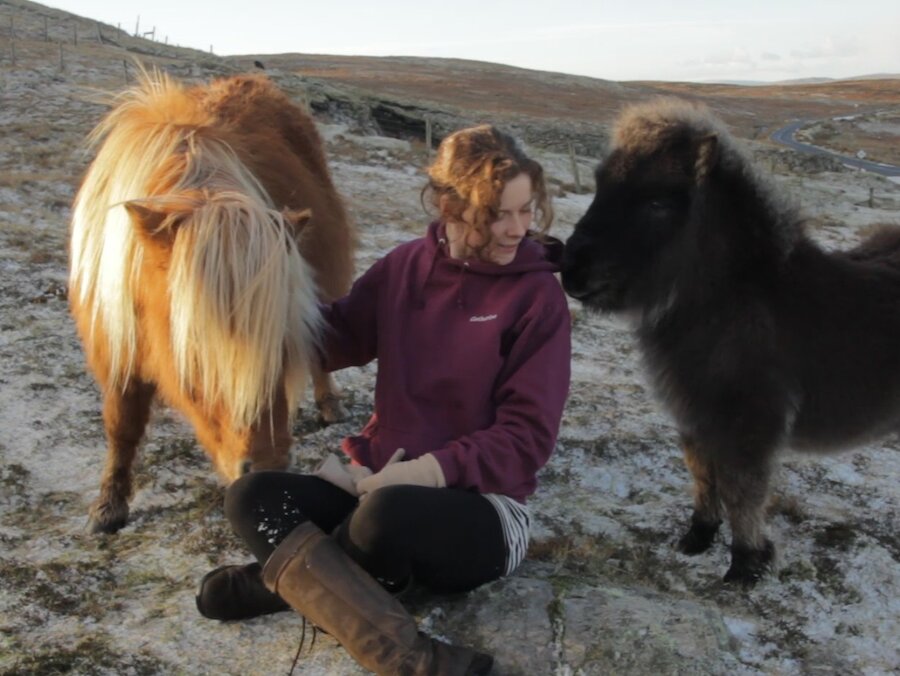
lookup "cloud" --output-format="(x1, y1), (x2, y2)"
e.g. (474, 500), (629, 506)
(790, 35), (862, 61)
(680, 46), (757, 71)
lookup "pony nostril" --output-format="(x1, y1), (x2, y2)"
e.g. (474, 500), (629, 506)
(240, 460), (253, 475)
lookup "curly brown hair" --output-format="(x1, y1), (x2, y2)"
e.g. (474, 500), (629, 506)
(422, 125), (552, 251)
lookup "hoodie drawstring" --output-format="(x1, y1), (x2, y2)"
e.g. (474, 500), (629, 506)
(417, 237), (445, 309)
(456, 261), (469, 309)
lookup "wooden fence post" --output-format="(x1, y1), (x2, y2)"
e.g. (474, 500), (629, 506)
(568, 142), (581, 193)
(73, 24), (78, 46)
(59, 42), (64, 71)
(425, 116), (433, 155)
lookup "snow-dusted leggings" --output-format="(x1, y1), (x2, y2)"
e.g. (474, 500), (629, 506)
(224, 471), (507, 593)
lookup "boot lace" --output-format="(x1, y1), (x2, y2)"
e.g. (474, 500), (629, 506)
(287, 616), (318, 676)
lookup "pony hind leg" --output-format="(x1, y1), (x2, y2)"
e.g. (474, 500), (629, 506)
(718, 455), (776, 588)
(676, 434), (724, 555)
(311, 362), (347, 425)
(88, 379), (156, 534)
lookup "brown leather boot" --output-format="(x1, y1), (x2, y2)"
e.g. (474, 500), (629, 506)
(196, 562), (289, 621)
(262, 522), (493, 676)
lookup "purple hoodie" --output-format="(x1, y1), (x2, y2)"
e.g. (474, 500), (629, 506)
(320, 221), (571, 503)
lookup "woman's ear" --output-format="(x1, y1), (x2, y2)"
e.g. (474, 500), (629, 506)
(438, 193), (451, 217)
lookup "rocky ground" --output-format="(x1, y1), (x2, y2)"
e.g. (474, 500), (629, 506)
(1, 5), (900, 675)
(796, 111), (900, 166)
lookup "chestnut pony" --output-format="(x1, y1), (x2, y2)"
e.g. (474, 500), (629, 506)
(70, 73), (353, 533)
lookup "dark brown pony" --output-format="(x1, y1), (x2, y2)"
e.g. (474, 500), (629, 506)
(561, 98), (900, 586)
(70, 73), (354, 533)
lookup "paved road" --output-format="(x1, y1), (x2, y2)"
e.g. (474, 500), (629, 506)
(770, 120), (900, 177)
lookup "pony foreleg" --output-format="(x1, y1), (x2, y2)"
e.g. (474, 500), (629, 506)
(719, 456), (775, 588)
(88, 379), (156, 534)
(244, 384), (293, 475)
(311, 363), (346, 424)
(676, 434), (723, 555)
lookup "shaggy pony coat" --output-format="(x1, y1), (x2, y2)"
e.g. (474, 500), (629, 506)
(70, 73), (353, 533)
(561, 98), (900, 586)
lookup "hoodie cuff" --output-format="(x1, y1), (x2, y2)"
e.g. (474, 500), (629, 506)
(431, 449), (460, 488)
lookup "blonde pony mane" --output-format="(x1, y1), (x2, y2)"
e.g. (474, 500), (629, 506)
(70, 71), (321, 428)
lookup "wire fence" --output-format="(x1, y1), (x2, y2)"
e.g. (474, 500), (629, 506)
(0, 9), (212, 51)
(0, 8), (218, 74)
(0, 8), (593, 190)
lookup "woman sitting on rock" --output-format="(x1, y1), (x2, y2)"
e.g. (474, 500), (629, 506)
(196, 124), (572, 675)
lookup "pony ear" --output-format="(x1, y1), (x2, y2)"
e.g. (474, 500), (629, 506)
(125, 200), (171, 240)
(694, 133), (719, 184)
(125, 194), (201, 242)
(282, 207), (312, 232)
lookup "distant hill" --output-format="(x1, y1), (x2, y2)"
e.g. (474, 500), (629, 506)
(6, 0), (900, 150)
(226, 53), (900, 143)
(766, 74), (900, 85)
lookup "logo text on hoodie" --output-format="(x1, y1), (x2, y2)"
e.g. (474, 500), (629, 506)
(469, 314), (498, 322)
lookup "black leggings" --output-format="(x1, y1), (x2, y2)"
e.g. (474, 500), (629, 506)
(224, 472), (508, 593)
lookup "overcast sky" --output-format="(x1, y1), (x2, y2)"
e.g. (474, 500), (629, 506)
(44, 0), (900, 83)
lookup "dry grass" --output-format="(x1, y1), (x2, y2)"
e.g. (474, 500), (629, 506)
(797, 112), (900, 165)
(229, 54), (900, 147)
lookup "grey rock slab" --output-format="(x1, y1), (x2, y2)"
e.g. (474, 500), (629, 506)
(559, 584), (745, 675)
(428, 576), (557, 676)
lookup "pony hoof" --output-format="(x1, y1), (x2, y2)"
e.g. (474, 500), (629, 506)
(723, 540), (775, 588)
(87, 500), (130, 534)
(316, 394), (347, 426)
(676, 517), (721, 555)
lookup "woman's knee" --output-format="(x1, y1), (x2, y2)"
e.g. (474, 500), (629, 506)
(346, 485), (413, 553)
(223, 471), (280, 528)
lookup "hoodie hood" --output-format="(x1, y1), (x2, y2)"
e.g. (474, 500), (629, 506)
(417, 221), (562, 309)
(424, 220), (562, 276)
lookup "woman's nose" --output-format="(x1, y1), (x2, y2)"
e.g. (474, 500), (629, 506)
(509, 212), (529, 236)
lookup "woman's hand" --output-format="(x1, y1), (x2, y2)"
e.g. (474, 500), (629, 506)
(312, 453), (372, 496)
(355, 450), (446, 497)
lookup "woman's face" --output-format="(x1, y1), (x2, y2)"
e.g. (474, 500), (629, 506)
(449, 173), (535, 265)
